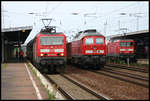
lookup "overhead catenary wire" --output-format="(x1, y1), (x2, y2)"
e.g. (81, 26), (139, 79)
(2, 2), (148, 36)
(96, 2), (148, 35)
(98, 2), (141, 18)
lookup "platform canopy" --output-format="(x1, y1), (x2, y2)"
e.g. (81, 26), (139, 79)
(106, 30), (149, 40)
(2, 26), (33, 45)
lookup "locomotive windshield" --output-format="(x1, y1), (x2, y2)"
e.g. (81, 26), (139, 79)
(85, 38), (94, 44)
(96, 38), (104, 44)
(120, 42), (133, 47)
(40, 37), (64, 45)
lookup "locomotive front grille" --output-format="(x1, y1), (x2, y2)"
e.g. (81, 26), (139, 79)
(119, 53), (135, 58)
(82, 55), (106, 65)
(39, 57), (66, 66)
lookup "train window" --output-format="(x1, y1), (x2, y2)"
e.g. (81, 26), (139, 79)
(40, 37), (64, 45)
(85, 38), (94, 44)
(120, 42), (133, 47)
(96, 38), (104, 44)
(127, 42), (133, 46)
(120, 42), (126, 46)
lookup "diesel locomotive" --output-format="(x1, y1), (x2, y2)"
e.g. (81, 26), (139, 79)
(67, 29), (106, 69)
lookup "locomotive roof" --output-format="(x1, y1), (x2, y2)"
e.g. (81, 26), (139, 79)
(72, 29), (104, 41)
(39, 32), (64, 35)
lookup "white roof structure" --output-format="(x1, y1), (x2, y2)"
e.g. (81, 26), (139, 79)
(2, 26), (33, 32)
(71, 29), (104, 42)
(106, 30), (149, 39)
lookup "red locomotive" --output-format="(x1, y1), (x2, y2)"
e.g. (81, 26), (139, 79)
(67, 29), (106, 69)
(107, 39), (135, 62)
(27, 25), (66, 73)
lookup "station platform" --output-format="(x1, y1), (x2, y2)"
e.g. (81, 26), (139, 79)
(1, 62), (48, 100)
(137, 59), (149, 65)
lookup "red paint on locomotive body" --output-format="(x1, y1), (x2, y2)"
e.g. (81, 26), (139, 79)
(82, 36), (106, 55)
(70, 38), (81, 56)
(107, 39), (135, 58)
(35, 33), (66, 57)
(70, 36), (106, 56)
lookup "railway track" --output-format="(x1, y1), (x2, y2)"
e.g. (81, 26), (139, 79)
(102, 66), (149, 81)
(44, 73), (110, 100)
(105, 64), (149, 73)
(68, 65), (148, 88)
(89, 68), (149, 88)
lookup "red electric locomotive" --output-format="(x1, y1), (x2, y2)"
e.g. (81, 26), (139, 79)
(67, 29), (106, 69)
(107, 39), (135, 62)
(27, 25), (66, 73)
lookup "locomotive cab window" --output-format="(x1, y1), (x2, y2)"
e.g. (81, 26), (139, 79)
(120, 42), (133, 47)
(40, 37), (64, 45)
(85, 38), (94, 44)
(96, 38), (104, 44)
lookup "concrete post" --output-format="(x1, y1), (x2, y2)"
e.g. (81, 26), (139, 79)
(1, 32), (4, 63)
(127, 57), (130, 67)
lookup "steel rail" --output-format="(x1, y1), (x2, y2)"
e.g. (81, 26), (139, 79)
(60, 73), (110, 100)
(90, 70), (149, 88)
(44, 74), (76, 100)
(105, 64), (148, 73)
(102, 67), (149, 81)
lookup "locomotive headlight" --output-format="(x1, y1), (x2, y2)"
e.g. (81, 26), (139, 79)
(60, 53), (64, 56)
(120, 49), (126, 51)
(128, 49), (133, 51)
(85, 50), (93, 53)
(54, 49), (64, 52)
(41, 53), (44, 56)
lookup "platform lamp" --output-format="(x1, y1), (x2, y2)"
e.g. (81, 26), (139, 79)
(22, 29), (25, 32)
(71, 12), (86, 30)
(129, 13), (143, 31)
(120, 28), (128, 39)
(71, 12), (97, 30)
(118, 13), (127, 34)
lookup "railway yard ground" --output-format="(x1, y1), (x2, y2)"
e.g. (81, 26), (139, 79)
(1, 61), (149, 100)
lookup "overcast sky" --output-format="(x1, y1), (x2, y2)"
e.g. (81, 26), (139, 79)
(1, 1), (149, 44)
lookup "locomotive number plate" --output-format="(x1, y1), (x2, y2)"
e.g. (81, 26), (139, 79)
(49, 49), (54, 52)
